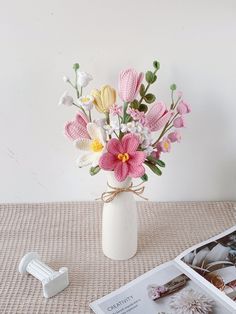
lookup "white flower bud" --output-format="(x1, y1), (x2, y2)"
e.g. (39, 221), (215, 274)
(58, 91), (73, 106)
(77, 71), (93, 87)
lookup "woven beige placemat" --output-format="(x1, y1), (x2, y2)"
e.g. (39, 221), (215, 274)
(0, 201), (235, 313)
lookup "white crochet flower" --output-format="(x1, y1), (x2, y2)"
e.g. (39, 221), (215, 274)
(121, 121), (137, 133)
(58, 91), (73, 106)
(103, 120), (120, 135)
(75, 123), (106, 167)
(78, 95), (94, 111)
(121, 121), (152, 150)
(77, 71), (93, 87)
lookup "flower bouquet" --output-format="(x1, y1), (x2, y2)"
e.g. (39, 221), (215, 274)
(59, 61), (191, 260)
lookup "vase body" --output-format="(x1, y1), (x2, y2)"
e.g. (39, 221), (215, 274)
(102, 172), (138, 260)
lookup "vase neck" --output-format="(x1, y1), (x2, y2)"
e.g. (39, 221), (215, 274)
(106, 172), (132, 189)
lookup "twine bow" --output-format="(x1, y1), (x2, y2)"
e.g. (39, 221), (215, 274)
(97, 182), (148, 203)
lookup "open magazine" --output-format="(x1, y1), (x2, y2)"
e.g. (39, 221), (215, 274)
(90, 225), (236, 314)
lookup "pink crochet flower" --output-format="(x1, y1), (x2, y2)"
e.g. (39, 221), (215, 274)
(118, 69), (144, 103)
(64, 111), (90, 140)
(157, 137), (171, 153)
(177, 100), (191, 115)
(127, 107), (147, 125)
(168, 130), (181, 143)
(145, 102), (173, 131)
(99, 134), (146, 181)
(173, 116), (185, 128)
(109, 103), (122, 116)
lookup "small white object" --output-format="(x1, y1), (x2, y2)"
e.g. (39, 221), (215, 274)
(19, 252), (69, 298)
(77, 71), (93, 87)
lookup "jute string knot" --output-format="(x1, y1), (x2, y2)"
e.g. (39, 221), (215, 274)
(97, 182), (148, 203)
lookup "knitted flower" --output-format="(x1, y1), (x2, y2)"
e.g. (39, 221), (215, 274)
(99, 134), (146, 181)
(173, 116), (185, 128)
(109, 103), (122, 116)
(168, 130), (181, 143)
(75, 123), (106, 167)
(64, 111), (90, 141)
(78, 95), (94, 111)
(177, 100), (191, 115)
(103, 120), (120, 136)
(92, 85), (116, 113)
(127, 107), (147, 125)
(118, 69), (144, 103)
(77, 71), (93, 87)
(145, 101), (173, 131)
(58, 91), (73, 107)
(157, 137), (171, 153)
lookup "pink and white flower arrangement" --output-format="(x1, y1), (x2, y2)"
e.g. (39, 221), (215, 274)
(60, 61), (191, 182)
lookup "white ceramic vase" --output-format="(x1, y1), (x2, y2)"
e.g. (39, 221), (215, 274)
(102, 171), (138, 260)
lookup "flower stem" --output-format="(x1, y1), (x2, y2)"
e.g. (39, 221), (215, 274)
(165, 125), (173, 133)
(153, 124), (169, 146)
(173, 96), (181, 110)
(68, 80), (76, 89)
(75, 70), (80, 98)
(153, 113), (178, 146)
(105, 112), (110, 125)
(123, 102), (128, 122)
(113, 131), (119, 138)
(118, 115), (122, 139)
(169, 112), (178, 125)
(72, 102), (88, 117)
(88, 110), (92, 122)
(170, 90), (174, 109)
(72, 102), (80, 108)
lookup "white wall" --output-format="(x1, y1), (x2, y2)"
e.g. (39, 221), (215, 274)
(0, 0), (235, 202)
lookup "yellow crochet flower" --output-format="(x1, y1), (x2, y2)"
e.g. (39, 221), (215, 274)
(91, 85), (116, 113)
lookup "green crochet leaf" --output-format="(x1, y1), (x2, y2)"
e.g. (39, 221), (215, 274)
(145, 161), (162, 176)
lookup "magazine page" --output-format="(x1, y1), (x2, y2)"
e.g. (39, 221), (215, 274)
(90, 261), (231, 314)
(175, 225), (236, 310)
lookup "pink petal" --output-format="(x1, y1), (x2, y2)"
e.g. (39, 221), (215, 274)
(118, 69), (138, 102)
(114, 162), (129, 182)
(107, 138), (123, 155)
(151, 110), (174, 131)
(177, 101), (191, 115)
(64, 120), (90, 140)
(173, 116), (185, 128)
(128, 164), (145, 178)
(121, 134), (139, 153)
(128, 151), (146, 167)
(99, 152), (117, 170)
(76, 111), (89, 127)
(146, 102), (166, 131)
(168, 131), (181, 143)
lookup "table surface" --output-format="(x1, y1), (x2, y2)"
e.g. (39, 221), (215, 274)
(0, 201), (235, 314)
